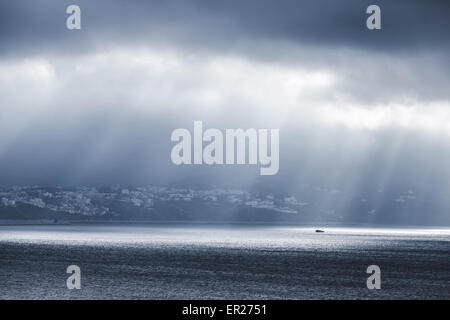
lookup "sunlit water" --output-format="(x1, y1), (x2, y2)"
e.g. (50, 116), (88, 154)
(0, 224), (448, 299)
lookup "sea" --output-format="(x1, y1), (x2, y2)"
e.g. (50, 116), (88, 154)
(0, 223), (448, 299)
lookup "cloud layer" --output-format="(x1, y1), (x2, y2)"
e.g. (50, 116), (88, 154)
(0, 1), (449, 224)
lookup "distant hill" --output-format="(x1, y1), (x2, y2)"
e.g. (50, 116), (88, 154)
(1, 185), (448, 226)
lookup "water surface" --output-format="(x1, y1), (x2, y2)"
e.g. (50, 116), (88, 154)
(0, 224), (448, 299)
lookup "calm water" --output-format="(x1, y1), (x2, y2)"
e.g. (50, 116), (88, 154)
(0, 224), (448, 299)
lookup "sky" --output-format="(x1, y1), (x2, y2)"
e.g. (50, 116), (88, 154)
(0, 0), (450, 224)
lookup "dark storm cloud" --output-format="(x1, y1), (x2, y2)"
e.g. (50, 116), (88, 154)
(1, 0), (449, 57)
(1, 0), (449, 104)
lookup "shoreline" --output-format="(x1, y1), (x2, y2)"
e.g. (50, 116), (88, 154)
(0, 219), (448, 230)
